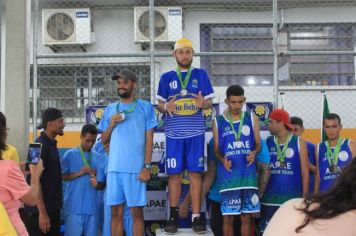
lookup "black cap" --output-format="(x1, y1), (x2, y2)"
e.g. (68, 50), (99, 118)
(111, 69), (137, 82)
(37, 108), (63, 129)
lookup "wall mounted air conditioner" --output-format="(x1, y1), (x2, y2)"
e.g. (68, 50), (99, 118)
(42, 8), (94, 45)
(134, 6), (182, 43)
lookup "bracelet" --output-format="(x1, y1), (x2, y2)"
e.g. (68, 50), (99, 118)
(164, 102), (168, 111)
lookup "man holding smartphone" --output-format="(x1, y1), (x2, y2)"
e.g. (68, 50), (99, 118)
(23, 108), (65, 236)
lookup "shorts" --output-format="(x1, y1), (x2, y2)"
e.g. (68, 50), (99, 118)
(220, 189), (260, 215)
(65, 214), (97, 236)
(165, 134), (205, 174)
(259, 204), (280, 233)
(105, 172), (146, 207)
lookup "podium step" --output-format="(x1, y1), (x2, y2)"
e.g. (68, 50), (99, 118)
(156, 228), (214, 235)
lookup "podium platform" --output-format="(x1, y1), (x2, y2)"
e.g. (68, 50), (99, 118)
(156, 228), (214, 235)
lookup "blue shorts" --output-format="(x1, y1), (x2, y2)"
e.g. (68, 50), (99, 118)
(65, 214), (97, 236)
(259, 204), (280, 233)
(102, 203), (133, 236)
(166, 134), (205, 174)
(220, 189), (260, 215)
(97, 190), (105, 232)
(106, 172), (146, 207)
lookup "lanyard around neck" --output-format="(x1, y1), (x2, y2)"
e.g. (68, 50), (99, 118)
(79, 146), (91, 167)
(275, 133), (291, 163)
(116, 100), (137, 114)
(326, 138), (343, 167)
(227, 111), (244, 141)
(176, 67), (192, 90)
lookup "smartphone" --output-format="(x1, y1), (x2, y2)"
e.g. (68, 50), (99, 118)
(26, 143), (42, 166)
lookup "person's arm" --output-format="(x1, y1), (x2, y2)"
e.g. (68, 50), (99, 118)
(138, 128), (154, 182)
(100, 113), (125, 145)
(212, 120), (231, 172)
(299, 139), (309, 197)
(349, 139), (356, 158)
(247, 114), (261, 165)
(314, 146), (320, 194)
(202, 160), (216, 197)
(157, 98), (176, 116)
(256, 161), (271, 199)
(20, 160), (44, 206)
(62, 166), (92, 181)
(36, 183), (51, 233)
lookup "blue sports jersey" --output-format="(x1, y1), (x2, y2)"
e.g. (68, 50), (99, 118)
(61, 147), (102, 215)
(98, 99), (158, 173)
(306, 141), (316, 193)
(262, 134), (303, 205)
(207, 138), (220, 202)
(318, 139), (352, 192)
(156, 68), (214, 139)
(215, 112), (257, 192)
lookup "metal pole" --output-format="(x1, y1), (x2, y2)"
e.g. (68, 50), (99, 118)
(149, 0), (155, 103)
(32, 0), (39, 140)
(88, 67), (92, 105)
(272, 0), (279, 109)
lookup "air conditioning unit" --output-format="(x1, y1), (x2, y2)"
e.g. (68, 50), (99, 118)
(42, 8), (94, 45)
(134, 6), (182, 43)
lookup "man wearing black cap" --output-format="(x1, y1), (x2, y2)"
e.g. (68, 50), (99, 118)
(23, 108), (65, 236)
(98, 70), (158, 236)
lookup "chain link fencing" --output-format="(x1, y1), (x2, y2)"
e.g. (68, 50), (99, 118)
(32, 0), (356, 137)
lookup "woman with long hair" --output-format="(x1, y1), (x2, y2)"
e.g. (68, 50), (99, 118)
(263, 157), (356, 236)
(0, 111), (44, 236)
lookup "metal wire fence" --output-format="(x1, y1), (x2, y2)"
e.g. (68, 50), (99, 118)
(32, 0), (356, 132)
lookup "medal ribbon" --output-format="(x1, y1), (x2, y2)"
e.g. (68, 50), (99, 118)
(176, 67), (192, 91)
(116, 100), (137, 114)
(227, 111), (244, 141)
(326, 138), (343, 167)
(275, 133), (291, 163)
(79, 146), (91, 167)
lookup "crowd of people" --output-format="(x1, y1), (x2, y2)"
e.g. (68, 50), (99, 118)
(0, 37), (356, 236)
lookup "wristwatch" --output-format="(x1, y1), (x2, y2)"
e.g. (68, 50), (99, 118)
(144, 163), (152, 170)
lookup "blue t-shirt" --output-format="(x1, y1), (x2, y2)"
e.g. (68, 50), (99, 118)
(61, 147), (102, 215)
(257, 139), (270, 164)
(318, 139), (352, 192)
(215, 112), (257, 192)
(156, 68), (214, 139)
(263, 134), (303, 205)
(98, 99), (158, 173)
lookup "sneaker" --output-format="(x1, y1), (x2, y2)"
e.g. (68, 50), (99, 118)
(192, 216), (206, 234)
(164, 216), (178, 234)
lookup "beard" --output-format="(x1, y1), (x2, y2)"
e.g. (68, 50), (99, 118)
(176, 58), (193, 69)
(117, 88), (131, 98)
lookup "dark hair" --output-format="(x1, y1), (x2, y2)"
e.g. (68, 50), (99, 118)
(0, 112), (7, 159)
(81, 124), (98, 136)
(226, 85), (244, 98)
(290, 116), (304, 127)
(323, 113), (341, 125)
(296, 158), (356, 232)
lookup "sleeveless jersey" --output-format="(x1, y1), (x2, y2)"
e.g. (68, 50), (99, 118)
(215, 112), (257, 192)
(318, 139), (352, 192)
(262, 134), (303, 205)
(156, 68), (214, 139)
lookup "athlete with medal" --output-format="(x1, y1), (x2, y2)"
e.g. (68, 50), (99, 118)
(61, 124), (102, 236)
(157, 38), (214, 234)
(315, 113), (356, 193)
(98, 70), (158, 236)
(260, 109), (309, 233)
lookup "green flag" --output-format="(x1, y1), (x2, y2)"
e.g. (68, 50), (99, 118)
(321, 93), (330, 141)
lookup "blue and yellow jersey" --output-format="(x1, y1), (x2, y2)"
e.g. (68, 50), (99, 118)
(156, 68), (214, 139)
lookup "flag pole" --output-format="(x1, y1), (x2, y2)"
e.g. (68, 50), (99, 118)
(321, 90), (325, 142)
(280, 92), (285, 110)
